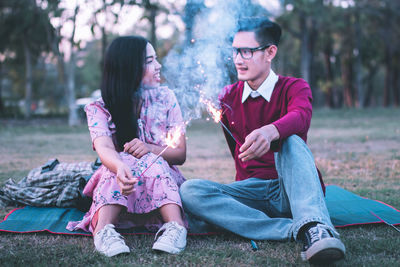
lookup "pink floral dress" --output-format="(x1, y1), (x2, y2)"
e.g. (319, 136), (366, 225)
(67, 86), (187, 233)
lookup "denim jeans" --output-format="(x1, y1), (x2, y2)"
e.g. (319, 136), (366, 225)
(179, 135), (337, 241)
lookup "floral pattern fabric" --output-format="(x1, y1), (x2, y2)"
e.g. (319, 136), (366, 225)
(66, 86), (187, 233)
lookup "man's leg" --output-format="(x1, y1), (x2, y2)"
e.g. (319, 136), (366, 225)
(179, 178), (293, 240)
(275, 135), (345, 263)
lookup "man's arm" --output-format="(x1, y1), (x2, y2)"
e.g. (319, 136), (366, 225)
(272, 84), (313, 141)
(239, 80), (312, 162)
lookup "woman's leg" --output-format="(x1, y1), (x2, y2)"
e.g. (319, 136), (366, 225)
(153, 203), (187, 254)
(159, 203), (185, 227)
(93, 204), (123, 235)
(92, 204), (130, 257)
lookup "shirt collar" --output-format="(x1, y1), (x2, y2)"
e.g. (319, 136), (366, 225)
(242, 69), (279, 103)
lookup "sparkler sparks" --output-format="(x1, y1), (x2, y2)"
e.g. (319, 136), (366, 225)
(201, 98), (222, 123)
(136, 125), (184, 183)
(200, 97), (242, 146)
(164, 125), (183, 148)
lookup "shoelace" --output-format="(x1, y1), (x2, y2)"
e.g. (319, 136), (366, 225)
(308, 224), (331, 244)
(99, 226), (125, 249)
(154, 222), (183, 244)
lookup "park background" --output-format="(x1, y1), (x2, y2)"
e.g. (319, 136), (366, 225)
(1, 0), (400, 266)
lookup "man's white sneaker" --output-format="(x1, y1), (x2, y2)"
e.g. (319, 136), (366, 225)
(94, 224), (130, 257)
(152, 221), (187, 254)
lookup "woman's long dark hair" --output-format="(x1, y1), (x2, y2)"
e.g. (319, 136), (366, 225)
(101, 36), (148, 151)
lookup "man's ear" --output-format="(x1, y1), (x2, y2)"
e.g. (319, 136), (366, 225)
(266, 45), (278, 62)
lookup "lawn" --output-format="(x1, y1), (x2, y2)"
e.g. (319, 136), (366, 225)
(0, 108), (400, 266)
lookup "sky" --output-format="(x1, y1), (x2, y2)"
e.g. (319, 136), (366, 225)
(55, 0), (282, 44)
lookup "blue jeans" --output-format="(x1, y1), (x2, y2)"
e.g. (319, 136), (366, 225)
(179, 135), (337, 241)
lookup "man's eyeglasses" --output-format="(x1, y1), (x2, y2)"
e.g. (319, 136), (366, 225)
(232, 44), (271, 59)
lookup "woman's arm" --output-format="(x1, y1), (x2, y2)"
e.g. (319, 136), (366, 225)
(94, 136), (138, 195)
(149, 134), (186, 165)
(123, 134), (186, 166)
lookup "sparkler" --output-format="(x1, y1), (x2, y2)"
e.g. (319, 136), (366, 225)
(370, 211), (400, 234)
(201, 98), (242, 146)
(137, 126), (183, 183)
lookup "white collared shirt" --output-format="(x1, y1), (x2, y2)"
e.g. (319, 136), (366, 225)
(242, 69), (279, 103)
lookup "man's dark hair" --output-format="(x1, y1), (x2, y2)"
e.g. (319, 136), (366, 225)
(101, 36), (148, 151)
(236, 17), (282, 46)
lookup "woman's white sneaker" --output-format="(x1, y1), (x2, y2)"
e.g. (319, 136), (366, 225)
(94, 224), (130, 257)
(152, 221), (187, 254)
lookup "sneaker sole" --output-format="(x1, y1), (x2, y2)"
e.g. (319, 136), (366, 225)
(301, 237), (345, 264)
(99, 246), (130, 257)
(152, 242), (185, 254)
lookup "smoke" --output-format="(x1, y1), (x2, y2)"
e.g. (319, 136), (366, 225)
(162, 0), (270, 122)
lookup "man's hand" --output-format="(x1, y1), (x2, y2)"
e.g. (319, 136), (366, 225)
(238, 124), (280, 162)
(123, 138), (151, 159)
(115, 162), (138, 195)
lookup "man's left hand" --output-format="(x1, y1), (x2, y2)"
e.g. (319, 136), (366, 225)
(238, 124), (280, 162)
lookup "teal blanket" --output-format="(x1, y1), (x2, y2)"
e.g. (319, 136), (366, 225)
(0, 185), (399, 236)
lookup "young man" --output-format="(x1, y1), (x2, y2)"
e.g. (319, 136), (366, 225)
(180, 17), (346, 264)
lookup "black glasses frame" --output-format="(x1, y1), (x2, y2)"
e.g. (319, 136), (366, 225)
(232, 44), (272, 59)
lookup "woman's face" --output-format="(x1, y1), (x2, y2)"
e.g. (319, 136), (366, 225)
(142, 43), (161, 87)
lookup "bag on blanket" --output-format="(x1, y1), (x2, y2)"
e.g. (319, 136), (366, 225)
(0, 158), (100, 210)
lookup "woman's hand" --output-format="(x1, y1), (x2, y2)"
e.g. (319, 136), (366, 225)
(115, 162), (138, 196)
(123, 138), (152, 159)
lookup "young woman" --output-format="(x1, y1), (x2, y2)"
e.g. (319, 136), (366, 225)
(67, 36), (187, 256)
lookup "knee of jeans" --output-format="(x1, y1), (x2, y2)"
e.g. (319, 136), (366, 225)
(284, 134), (305, 147)
(276, 135), (309, 167)
(281, 135), (310, 155)
(179, 179), (208, 206)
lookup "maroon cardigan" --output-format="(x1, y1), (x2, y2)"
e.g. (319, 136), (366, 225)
(219, 76), (325, 193)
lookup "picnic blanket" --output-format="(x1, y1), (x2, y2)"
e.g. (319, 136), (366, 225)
(0, 185), (399, 236)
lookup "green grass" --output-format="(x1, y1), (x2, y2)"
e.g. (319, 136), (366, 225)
(1, 108), (400, 266)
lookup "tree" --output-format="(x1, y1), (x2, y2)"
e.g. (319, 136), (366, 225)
(0, 0), (55, 118)
(278, 0), (326, 104)
(183, 0), (205, 46)
(88, 0), (136, 71)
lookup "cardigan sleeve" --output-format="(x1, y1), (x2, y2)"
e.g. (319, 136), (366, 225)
(271, 79), (313, 151)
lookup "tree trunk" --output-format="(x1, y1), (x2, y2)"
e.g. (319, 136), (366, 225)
(308, 18), (318, 104)
(183, 0), (204, 46)
(23, 39), (33, 118)
(341, 52), (354, 107)
(66, 52), (78, 126)
(66, 6), (79, 126)
(56, 52), (66, 111)
(100, 26), (107, 71)
(323, 47), (335, 108)
(392, 60), (399, 107)
(383, 48), (392, 107)
(149, 6), (157, 50)
(340, 12), (354, 108)
(0, 62), (4, 114)
(299, 15), (311, 83)
(354, 12), (363, 108)
(382, 6), (393, 107)
(364, 64), (377, 107)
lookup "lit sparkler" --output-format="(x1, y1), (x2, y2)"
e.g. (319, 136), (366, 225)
(200, 97), (242, 146)
(137, 126), (183, 182)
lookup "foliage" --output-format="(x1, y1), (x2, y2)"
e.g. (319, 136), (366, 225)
(277, 0), (400, 107)
(1, 0), (400, 118)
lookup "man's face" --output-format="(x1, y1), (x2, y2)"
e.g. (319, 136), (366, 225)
(232, 31), (270, 85)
